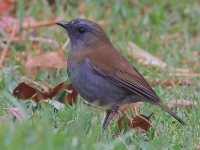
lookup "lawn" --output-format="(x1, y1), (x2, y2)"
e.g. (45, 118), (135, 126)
(0, 0), (199, 149)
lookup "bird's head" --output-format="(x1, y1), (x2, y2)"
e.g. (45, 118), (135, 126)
(56, 18), (110, 49)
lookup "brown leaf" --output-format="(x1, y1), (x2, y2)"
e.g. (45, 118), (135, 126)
(117, 113), (153, 132)
(0, 0), (15, 15)
(0, 115), (11, 121)
(196, 145), (200, 150)
(127, 42), (191, 76)
(25, 50), (67, 77)
(169, 72), (200, 78)
(150, 79), (190, 87)
(119, 102), (142, 115)
(140, 5), (152, 14)
(0, 16), (35, 35)
(13, 82), (77, 105)
(0, 28), (16, 67)
(167, 99), (197, 109)
(4, 107), (23, 122)
(163, 79), (190, 87)
(78, 3), (87, 15)
(127, 42), (167, 68)
(50, 82), (78, 105)
(42, 100), (65, 110)
(25, 51), (66, 69)
(160, 33), (184, 41)
(13, 82), (49, 102)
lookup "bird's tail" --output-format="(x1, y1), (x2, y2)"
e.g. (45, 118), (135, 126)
(156, 102), (186, 125)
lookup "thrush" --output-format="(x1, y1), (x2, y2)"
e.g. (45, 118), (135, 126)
(56, 18), (185, 130)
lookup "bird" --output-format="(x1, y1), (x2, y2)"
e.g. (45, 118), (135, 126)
(56, 18), (185, 130)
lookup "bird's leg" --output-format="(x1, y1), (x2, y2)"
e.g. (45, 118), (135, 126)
(102, 105), (119, 131)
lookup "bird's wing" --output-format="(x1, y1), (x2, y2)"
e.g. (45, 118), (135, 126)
(86, 59), (160, 102)
(111, 69), (160, 101)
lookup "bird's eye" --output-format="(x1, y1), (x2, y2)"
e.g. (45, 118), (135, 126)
(78, 27), (85, 34)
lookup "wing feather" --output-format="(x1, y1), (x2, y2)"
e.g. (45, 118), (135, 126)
(113, 70), (160, 101)
(88, 60), (160, 102)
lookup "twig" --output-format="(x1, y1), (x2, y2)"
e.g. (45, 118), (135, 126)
(160, 33), (185, 41)
(62, 38), (70, 49)
(0, 28), (16, 67)
(84, 101), (104, 111)
(3, 36), (58, 46)
(22, 20), (56, 29)
(169, 73), (200, 77)
(22, 19), (108, 29)
(5, 20), (56, 34)
(96, 21), (109, 27)
(20, 76), (51, 93)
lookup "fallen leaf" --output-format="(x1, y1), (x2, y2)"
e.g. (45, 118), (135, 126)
(13, 82), (49, 102)
(196, 145), (200, 150)
(169, 72), (200, 78)
(127, 42), (167, 68)
(13, 82), (77, 105)
(163, 79), (190, 87)
(117, 113), (153, 132)
(42, 100), (65, 110)
(4, 107), (23, 122)
(3, 36), (59, 47)
(24, 49), (67, 77)
(160, 33), (184, 41)
(0, 16), (35, 35)
(20, 76), (50, 93)
(140, 5), (152, 14)
(0, 0), (15, 15)
(127, 42), (191, 76)
(50, 82), (78, 105)
(119, 102), (142, 115)
(78, 3), (87, 15)
(0, 115), (11, 121)
(167, 99), (197, 109)
(25, 51), (66, 69)
(0, 28), (16, 67)
(150, 79), (190, 87)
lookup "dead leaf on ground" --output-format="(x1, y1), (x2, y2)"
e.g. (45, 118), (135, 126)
(4, 107), (23, 122)
(117, 113), (153, 133)
(0, 28), (16, 67)
(196, 145), (200, 150)
(25, 51), (67, 76)
(13, 82), (78, 105)
(78, 3), (87, 16)
(0, 115), (11, 121)
(42, 100), (65, 110)
(13, 82), (49, 102)
(119, 102), (142, 115)
(20, 76), (51, 93)
(49, 82), (78, 105)
(25, 51), (66, 69)
(0, 0), (15, 15)
(127, 42), (192, 75)
(127, 42), (167, 68)
(167, 99), (197, 109)
(3, 36), (59, 47)
(169, 72), (200, 78)
(0, 16), (35, 35)
(160, 33), (184, 41)
(150, 79), (190, 87)
(140, 5), (152, 14)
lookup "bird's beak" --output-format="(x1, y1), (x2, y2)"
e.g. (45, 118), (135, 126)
(55, 21), (69, 29)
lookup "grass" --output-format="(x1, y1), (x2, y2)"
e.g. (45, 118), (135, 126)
(0, 0), (200, 149)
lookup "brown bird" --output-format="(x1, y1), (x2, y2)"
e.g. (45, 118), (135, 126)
(56, 18), (185, 130)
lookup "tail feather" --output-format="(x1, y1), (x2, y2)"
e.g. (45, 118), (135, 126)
(157, 102), (186, 125)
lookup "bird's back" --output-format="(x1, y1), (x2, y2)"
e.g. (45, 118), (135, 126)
(84, 42), (161, 103)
